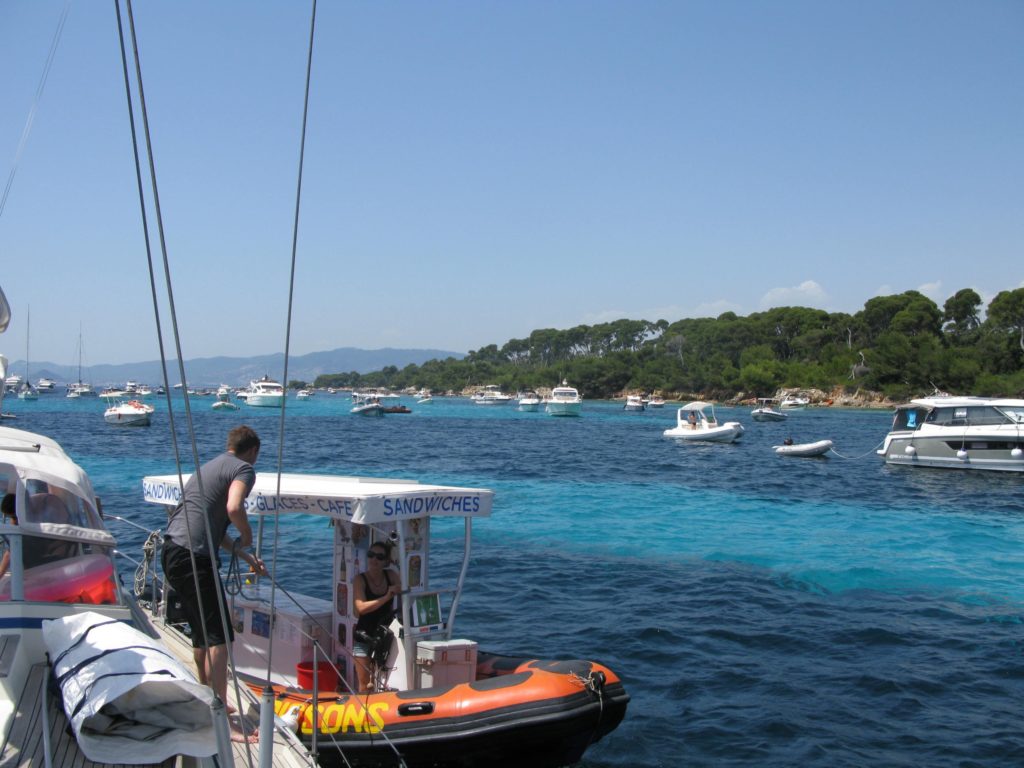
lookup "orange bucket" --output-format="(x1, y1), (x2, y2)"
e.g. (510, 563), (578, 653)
(296, 661), (338, 692)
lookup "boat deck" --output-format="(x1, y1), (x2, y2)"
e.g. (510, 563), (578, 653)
(2, 630), (313, 768)
(146, 613), (315, 768)
(3, 663), (176, 768)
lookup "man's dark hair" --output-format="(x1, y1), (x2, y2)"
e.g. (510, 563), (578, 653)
(227, 425), (261, 454)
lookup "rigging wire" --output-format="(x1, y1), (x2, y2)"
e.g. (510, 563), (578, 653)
(0, 0), (71, 222)
(115, 0), (257, 762)
(115, 2), (408, 762)
(263, 0), (318, 690)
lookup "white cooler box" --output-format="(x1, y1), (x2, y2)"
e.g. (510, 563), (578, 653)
(415, 639), (478, 688)
(230, 583), (333, 688)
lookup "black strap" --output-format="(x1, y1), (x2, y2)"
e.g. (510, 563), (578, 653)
(51, 619), (122, 670)
(56, 643), (179, 690)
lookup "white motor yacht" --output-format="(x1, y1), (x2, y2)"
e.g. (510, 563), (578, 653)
(471, 385), (513, 405)
(664, 401), (745, 443)
(245, 375), (284, 407)
(877, 396), (1024, 472)
(545, 381), (582, 417)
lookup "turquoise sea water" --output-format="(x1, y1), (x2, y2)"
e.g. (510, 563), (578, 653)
(4, 393), (1023, 766)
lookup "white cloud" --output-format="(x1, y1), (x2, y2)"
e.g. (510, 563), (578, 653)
(917, 281), (943, 302)
(758, 280), (829, 310)
(690, 299), (744, 318)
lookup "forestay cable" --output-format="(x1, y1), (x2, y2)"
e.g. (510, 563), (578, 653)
(115, 0), (258, 762)
(0, 0), (71, 222)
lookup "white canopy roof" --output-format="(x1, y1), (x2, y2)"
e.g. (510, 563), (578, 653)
(143, 472), (494, 525)
(0, 426), (98, 504)
(679, 401), (714, 411)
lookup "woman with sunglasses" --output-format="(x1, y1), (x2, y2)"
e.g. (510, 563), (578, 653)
(352, 541), (400, 691)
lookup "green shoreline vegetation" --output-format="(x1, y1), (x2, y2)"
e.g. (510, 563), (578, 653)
(308, 288), (1024, 403)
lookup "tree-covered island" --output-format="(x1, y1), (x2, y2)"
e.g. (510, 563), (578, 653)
(308, 288), (1024, 404)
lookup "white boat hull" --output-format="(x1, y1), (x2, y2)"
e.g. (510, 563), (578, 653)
(752, 409), (787, 422)
(352, 403), (384, 416)
(664, 423), (744, 442)
(879, 434), (1024, 472)
(546, 401), (582, 417)
(774, 439), (833, 457)
(104, 412), (150, 426)
(246, 393), (284, 407)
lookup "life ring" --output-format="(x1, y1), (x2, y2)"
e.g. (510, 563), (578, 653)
(0, 554), (116, 604)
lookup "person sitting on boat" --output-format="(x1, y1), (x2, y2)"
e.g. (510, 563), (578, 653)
(784, 437), (794, 446)
(353, 540), (400, 692)
(0, 494), (15, 578)
(687, 410), (698, 429)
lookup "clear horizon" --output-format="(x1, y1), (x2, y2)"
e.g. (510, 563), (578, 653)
(1, 1), (1021, 365)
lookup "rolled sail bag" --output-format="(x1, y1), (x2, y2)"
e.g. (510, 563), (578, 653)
(42, 611), (217, 763)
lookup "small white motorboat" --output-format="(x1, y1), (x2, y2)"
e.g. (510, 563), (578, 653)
(351, 399), (384, 416)
(296, 389), (313, 399)
(647, 395), (665, 408)
(773, 439), (833, 457)
(517, 391), (541, 411)
(663, 402), (744, 443)
(103, 399), (153, 426)
(780, 395), (810, 410)
(751, 398), (787, 422)
(211, 399), (240, 411)
(623, 395), (645, 412)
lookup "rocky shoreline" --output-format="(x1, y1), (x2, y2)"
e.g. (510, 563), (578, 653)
(625, 386), (899, 410)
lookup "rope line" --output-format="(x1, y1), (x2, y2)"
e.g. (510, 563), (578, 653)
(828, 439), (885, 460)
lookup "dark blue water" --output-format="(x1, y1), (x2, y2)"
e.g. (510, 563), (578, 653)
(4, 394), (1023, 766)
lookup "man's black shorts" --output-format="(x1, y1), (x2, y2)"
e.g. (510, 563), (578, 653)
(161, 540), (233, 648)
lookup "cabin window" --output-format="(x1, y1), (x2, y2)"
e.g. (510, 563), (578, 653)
(895, 409), (925, 430)
(998, 406), (1024, 424)
(963, 406), (1012, 426)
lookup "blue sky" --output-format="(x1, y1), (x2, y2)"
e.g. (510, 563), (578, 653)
(1, 1), (1021, 367)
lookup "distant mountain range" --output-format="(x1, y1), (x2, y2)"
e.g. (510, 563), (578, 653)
(1, 347), (463, 388)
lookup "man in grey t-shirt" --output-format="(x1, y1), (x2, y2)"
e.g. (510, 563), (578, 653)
(162, 424), (266, 743)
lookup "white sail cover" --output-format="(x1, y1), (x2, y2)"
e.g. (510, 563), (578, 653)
(42, 611), (217, 762)
(0, 284), (9, 333)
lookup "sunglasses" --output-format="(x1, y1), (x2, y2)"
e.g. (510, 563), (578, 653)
(368, 551), (388, 561)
